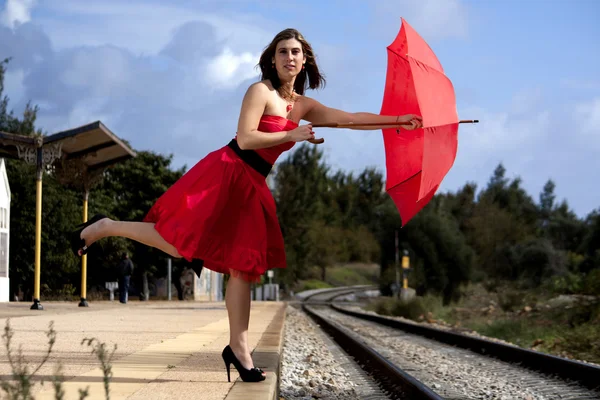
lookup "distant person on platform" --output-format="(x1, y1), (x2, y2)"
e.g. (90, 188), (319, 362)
(118, 253), (134, 304)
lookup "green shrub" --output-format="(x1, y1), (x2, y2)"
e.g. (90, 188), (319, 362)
(367, 294), (444, 321)
(497, 289), (523, 312)
(297, 279), (332, 292)
(392, 298), (428, 320)
(392, 294), (444, 320)
(545, 272), (584, 295)
(541, 268), (600, 296)
(582, 268), (600, 295)
(366, 297), (396, 316)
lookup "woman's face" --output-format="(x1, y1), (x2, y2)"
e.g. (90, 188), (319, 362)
(273, 38), (306, 81)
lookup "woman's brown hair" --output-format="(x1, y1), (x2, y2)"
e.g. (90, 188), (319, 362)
(258, 28), (326, 97)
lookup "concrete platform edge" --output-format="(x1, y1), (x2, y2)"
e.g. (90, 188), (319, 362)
(224, 302), (287, 400)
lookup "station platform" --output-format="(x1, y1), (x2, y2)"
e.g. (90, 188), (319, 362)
(0, 300), (286, 400)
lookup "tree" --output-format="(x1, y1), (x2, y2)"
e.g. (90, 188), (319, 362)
(272, 144), (331, 284)
(579, 209), (600, 273)
(402, 201), (474, 304)
(546, 199), (586, 253)
(443, 181), (477, 232)
(539, 179), (556, 226)
(486, 163), (508, 194)
(354, 167), (386, 228)
(307, 220), (346, 281)
(479, 164), (538, 229)
(329, 171), (358, 228)
(466, 200), (531, 280)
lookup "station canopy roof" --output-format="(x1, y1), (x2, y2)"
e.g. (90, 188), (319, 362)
(0, 120), (136, 170)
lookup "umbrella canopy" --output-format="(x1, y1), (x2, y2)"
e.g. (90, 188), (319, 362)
(380, 18), (463, 225)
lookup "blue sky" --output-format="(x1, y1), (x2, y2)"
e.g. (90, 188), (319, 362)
(0, 0), (598, 218)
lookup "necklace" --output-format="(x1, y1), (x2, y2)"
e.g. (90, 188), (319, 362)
(279, 88), (295, 101)
(279, 88), (296, 112)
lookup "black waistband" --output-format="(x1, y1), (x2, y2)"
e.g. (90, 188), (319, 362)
(227, 139), (272, 178)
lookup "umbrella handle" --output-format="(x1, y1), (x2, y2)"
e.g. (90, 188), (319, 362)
(312, 121), (410, 128)
(312, 120), (478, 129)
(306, 120), (478, 144)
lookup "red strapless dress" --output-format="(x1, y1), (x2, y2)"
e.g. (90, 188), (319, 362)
(143, 115), (296, 282)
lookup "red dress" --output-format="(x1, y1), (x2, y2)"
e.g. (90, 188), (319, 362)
(143, 115), (296, 283)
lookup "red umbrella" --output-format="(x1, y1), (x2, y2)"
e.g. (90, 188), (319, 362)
(313, 18), (479, 225)
(316, 18), (477, 225)
(381, 17), (471, 225)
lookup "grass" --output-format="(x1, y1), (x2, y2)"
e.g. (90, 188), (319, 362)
(293, 263), (380, 294)
(1, 319), (116, 400)
(326, 263), (380, 286)
(468, 301), (600, 361)
(295, 279), (333, 292)
(365, 283), (600, 364)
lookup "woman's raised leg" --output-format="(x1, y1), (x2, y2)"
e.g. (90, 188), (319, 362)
(79, 218), (182, 258)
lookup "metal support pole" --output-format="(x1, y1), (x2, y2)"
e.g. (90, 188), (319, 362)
(394, 230), (400, 298)
(79, 190), (89, 307)
(208, 270), (212, 302)
(16, 139), (61, 311)
(402, 250), (410, 289)
(30, 152), (43, 310)
(167, 258), (172, 301)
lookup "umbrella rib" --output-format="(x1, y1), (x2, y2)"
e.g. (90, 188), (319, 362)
(387, 47), (446, 75)
(386, 47), (460, 127)
(406, 54), (446, 75)
(386, 46), (407, 61)
(387, 170), (421, 190)
(423, 121), (460, 130)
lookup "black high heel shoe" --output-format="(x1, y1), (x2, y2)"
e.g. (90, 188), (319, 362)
(221, 345), (265, 383)
(189, 258), (204, 278)
(70, 214), (108, 257)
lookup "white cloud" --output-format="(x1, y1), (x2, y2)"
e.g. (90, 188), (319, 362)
(438, 94), (600, 219)
(458, 106), (550, 158)
(38, 1), (272, 56)
(32, 2), (272, 93)
(66, 98), (116, 131)
(2, 67), (25, 103)
(60, 47), (132, 96)
(437, 103), (553, 200)
(0, 0), (36, 29)
(575, 98), (600, 138)
(204, 48), (260, 90)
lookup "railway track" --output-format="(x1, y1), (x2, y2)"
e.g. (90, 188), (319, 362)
(301, 287), (600, 400)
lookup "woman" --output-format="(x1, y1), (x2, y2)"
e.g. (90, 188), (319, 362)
(71, 28), (422, 383)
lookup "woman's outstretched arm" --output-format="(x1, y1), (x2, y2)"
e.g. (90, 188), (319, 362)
(300, 96), (422, 130)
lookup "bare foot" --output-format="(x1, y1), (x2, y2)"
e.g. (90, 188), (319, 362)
(79, 217), (111, 253)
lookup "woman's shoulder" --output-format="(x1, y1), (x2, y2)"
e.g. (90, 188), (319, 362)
(295, 93), (316, 108)
(246, 79), (275, 94)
